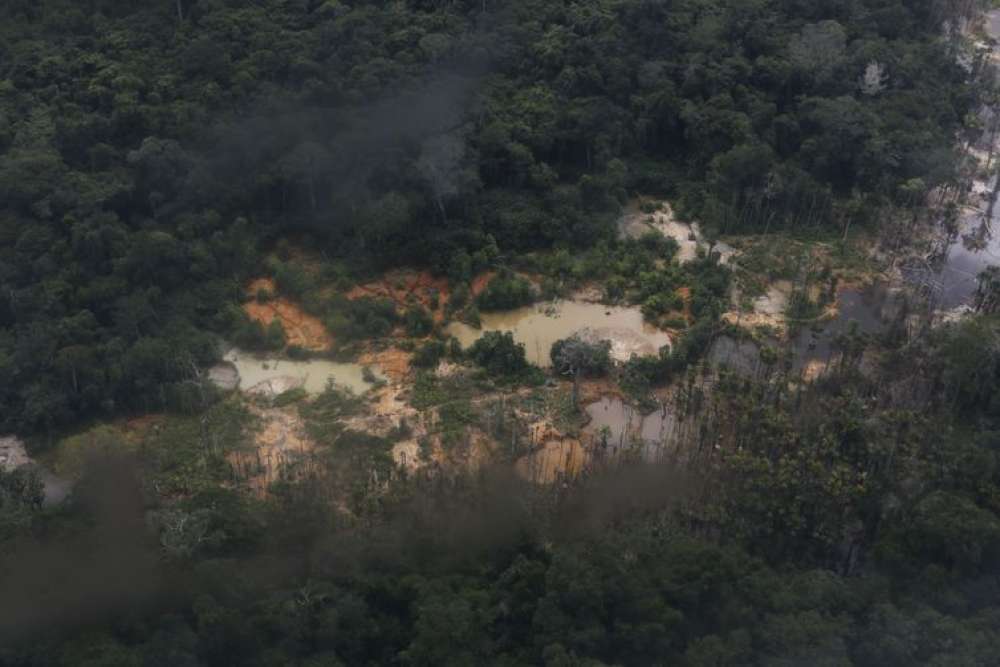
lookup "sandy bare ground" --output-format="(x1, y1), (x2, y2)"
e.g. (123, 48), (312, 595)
(619, 200), (737, 264)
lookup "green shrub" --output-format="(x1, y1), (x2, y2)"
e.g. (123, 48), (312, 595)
(786, 288), (822, 322)
(413, 340), (446, 368)
(550, 336), (612, 377)
(405, 307), (434, 337)
(476, 270), (535, 311)
(273, 387), (307, 407)
(265, 320), (286, 350)
(273, 261), (311, 299)
(325, 297), (399, 341)
(467, 331), (540, 383)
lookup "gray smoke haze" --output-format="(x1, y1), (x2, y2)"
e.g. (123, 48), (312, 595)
(0, 455), (167, 643)
(0, 458), (699, 644)
(204, 66), (488, 230)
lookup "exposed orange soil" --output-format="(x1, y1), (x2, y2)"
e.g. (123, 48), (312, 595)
(347, 270), (451, 323)
(470, 270), (497, 297)
(244, 278), (333, 351)
(358, 347), (412, 382)
(228, 405), (317, 497)
(578, 377), (626, 406)
(516, 421), (588, 483)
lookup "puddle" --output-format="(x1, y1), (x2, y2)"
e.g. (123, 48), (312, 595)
(910, 10), (1000, 311)
(446, 301), (671, 367)
(214, 348), (384, 396)
(0, 435), (71, 506)
(583, 397), (676, 461)
(791, 285), (902, 371)
(913, 209), (1000, 310)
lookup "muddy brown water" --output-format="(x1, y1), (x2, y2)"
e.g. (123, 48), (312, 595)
(220, 349), (385, 395)
(584, 397), (677, 461)
(446, 301), (671, 367)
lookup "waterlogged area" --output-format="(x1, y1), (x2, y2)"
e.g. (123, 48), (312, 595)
(584, 397), (679, 461)
(906, 9), (1000, 311)
(792, 285), (904, 370)
(447, 301), (672, 367)
(214, 349), (385, 396)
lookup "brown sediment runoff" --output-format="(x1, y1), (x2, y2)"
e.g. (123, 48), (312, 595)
(228, 405), (317, 497)
(358, 347), (412, 382)
(244, 277), (333, 351)
(515, 422), (588, 484)
(347, 269), (450, 322)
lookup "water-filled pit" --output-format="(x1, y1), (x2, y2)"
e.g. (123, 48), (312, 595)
(214, 349), (386, 396)
(446, 301), (672, 367)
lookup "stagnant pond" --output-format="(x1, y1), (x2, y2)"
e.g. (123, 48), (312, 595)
(446, 301), (672, 367)
(584, 397), (679, 461)
(903, 9), (1000, 310)
(792, 284), (905, 370)
(213, 349), (385, 396)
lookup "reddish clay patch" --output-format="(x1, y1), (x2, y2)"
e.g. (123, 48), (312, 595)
(358, 348), (412, 382)
(347, 270), (451, 323)
(244, 278), (333, 351)
(470, 271), (497, 297)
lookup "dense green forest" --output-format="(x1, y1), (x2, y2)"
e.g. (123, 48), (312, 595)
(3, 0), (1000, 665)
(0, 0), (982, 433)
